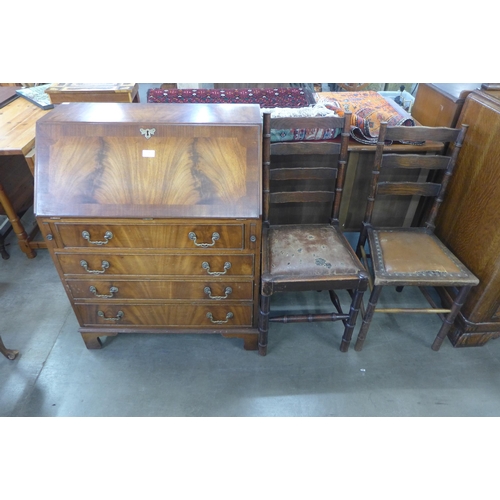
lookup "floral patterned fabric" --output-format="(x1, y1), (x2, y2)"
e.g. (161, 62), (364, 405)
(314, 91), (416, 144)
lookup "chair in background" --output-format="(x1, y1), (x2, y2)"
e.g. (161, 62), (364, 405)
(354, 122), (479, 351)
(258, 112), (368, 355)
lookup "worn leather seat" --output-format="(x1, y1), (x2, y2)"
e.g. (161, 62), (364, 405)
(267, 225), (364, 279)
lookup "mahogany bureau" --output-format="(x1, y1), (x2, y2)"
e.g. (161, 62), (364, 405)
(34, 102), (262, 350)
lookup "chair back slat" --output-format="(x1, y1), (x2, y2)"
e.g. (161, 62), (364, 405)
(376, 182), (442, 197)
(270, 167), (337, 182)
(382, 154), (451, 170)
(270, 191), (335, 205)
(262, 111), (351, 226)
(360, 120), (468, 234)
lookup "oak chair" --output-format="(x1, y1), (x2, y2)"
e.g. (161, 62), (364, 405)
(354, 122), (479, 351)
(258, 112), (368, 355)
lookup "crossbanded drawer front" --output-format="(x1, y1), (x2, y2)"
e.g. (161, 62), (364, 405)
(52, 223), (245, 249)
(56, 253), (254, 277)
(66, 279), (254, 301)
(77, 304), (253, 327)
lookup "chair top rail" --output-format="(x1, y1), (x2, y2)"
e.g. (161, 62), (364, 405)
(385, 125), (462, 143)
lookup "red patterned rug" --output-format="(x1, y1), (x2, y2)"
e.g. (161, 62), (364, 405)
(314, 91), (416, 144)
(147, 87), (315, 108)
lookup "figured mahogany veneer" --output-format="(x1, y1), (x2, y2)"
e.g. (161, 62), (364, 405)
(35, 103), (262, 350)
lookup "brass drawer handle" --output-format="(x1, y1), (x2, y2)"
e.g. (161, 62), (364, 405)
(89, 286), (118, 298)
(206, 312), (233, 324)
(82, 230), (113, 245)
(97, 310), (124, 321)
(189, 231), (219, 247)
(80, 260), (110, 274)
(204, 286), (232, 300)
(202, 261), (231, 276)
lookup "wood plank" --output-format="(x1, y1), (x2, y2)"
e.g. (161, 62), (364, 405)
(0, 97), (51, 155)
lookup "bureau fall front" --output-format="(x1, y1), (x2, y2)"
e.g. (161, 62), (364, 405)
(34, 103), (262, 350)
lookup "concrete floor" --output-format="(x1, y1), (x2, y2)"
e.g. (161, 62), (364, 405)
(2, 223), (500, 418)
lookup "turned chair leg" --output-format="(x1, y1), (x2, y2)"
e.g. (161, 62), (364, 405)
(340, 288), (365, 352)
(355, 285), (383, 351)
(258, 294), (271, 356)
(431, 285), (472, 351)
(0, 335), (19, 360)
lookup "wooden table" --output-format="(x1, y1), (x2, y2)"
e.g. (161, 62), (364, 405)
(0, 96), (51, 258)
(46, 83), (140, 103)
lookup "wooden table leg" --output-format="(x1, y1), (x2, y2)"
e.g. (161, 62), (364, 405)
(0, 181), (36, 258)
(0, 335), (19, 360)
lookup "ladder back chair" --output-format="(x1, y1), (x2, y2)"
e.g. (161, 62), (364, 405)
(354, 122), (479, 351)
(258, 112), (368, 355)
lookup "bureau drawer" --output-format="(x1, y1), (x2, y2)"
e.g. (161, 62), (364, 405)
(52, 223), (246, 249)
(76, 304), (253, 327)
(56, 253), (254, 277)
(66, 279), (254, 301)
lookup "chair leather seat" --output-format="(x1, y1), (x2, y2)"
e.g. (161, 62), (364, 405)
(369, 228), (478, 285)
(377, 230), (461, 274)
(267, 224), (364, 279)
